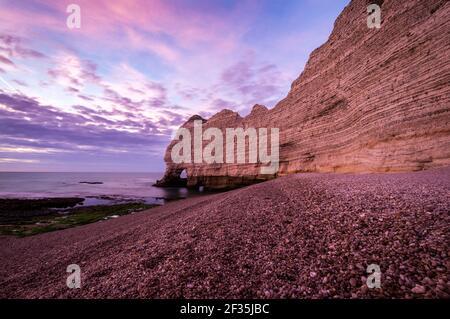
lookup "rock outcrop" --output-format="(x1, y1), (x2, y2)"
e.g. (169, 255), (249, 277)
(157, 0), (450, 190)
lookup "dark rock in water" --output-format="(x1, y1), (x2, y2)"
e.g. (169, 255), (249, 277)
(0, 198), (84, 222)
(86, 195), (115, 200)
(0, 201), (158, 237)
(79, 181), (103, 185)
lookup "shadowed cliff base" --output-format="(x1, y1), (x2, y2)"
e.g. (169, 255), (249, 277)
(1, 167), (449, 298)
(155, 172), (276, 191)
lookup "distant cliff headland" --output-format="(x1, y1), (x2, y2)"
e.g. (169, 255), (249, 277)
(157, 0), (450, 190)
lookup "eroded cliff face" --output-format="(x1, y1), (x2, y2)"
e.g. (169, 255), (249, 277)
(157, 0), (450, 190)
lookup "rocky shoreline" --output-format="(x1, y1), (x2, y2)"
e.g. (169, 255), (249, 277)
(0, 197), (158, 237)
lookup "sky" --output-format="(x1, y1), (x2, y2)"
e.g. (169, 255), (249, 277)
(0, 0), (349, 172)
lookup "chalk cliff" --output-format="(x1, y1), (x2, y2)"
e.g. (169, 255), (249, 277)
(157, 0), (450, 190)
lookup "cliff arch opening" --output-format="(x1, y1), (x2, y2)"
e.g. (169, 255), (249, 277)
(154, 167), (188, 187)
(170, 168), (188, 187)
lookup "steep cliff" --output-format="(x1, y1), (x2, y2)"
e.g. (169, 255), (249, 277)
(157, 0), (450, 190)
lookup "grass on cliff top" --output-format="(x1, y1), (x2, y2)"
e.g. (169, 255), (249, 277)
(0, 202), (157, 237)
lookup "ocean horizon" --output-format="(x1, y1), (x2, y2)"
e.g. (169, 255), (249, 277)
(0, 172), (195, 204)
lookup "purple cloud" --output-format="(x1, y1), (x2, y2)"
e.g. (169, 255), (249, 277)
(0, 55), (15, 66)
(12, 79), (27, 87)
(0, 33), (46, 60)
(0, 92), (173, 158)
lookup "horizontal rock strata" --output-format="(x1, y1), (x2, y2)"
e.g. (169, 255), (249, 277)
(157, 0), (450, 189)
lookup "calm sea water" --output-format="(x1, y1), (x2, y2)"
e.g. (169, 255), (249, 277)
(0, 172), (196, 204)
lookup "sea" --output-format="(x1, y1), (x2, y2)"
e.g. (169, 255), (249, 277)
(0, 172), (198, 205)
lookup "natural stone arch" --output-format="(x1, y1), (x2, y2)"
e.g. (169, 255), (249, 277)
(154, 166), (188, 187)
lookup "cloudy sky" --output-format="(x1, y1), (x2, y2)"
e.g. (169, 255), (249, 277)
(0, 0), (349, 172)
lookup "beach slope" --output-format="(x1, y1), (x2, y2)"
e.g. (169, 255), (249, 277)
(0, 168), (449, 298)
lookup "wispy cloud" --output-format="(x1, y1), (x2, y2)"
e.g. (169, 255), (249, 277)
(0, 158), (39, 163)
